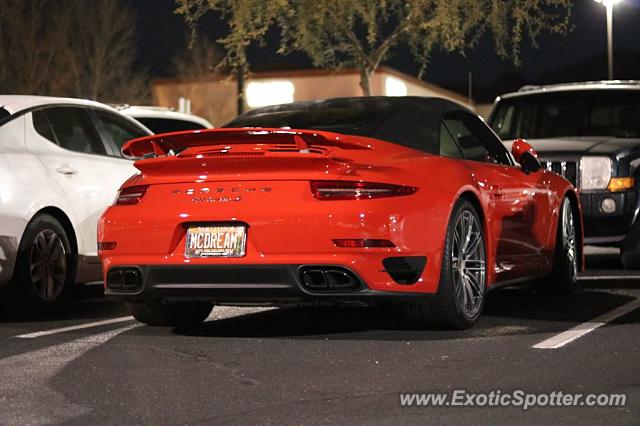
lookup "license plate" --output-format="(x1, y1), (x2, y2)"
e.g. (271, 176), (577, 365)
(185, 225), (247, 258)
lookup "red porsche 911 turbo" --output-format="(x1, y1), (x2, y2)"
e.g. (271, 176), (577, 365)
(98, 97), (582, 329)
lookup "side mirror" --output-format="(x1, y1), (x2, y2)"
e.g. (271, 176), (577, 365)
(511, 138), (541, 174)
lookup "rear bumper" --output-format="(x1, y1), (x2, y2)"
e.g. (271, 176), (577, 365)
(104, 264), (432, 305)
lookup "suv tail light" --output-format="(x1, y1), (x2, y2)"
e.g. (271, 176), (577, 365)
(115, 185), (148, 205)
(310, 181), (417, 200)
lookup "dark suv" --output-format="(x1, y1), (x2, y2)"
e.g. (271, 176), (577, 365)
(489, 81), (640, 269)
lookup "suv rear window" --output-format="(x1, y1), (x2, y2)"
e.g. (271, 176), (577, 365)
(490, 89), (640, 139)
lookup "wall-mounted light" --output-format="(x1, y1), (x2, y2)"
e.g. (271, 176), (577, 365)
(246, 81), (295, 108)
(385, 76), (408, 97)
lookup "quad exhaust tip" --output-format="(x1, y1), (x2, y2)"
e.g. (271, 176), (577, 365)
(300, 267), (360, 292)
(107, 267), (142, 291)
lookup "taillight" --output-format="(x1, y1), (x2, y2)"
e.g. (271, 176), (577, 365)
(310, 181), (417, 200)
(115, 185), (148, 205)
(97, 241), (117, 251)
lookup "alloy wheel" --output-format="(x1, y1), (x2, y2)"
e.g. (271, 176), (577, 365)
(451, 210), (486, 319)
(29, 230), (67, 301)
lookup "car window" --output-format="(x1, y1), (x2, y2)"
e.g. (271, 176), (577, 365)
(93, 110), (149, 155)
(439, 122), (463, 158)
(442, 111), (511, 165)
(37, 107), (106, 155)
(135, 117), (207, 133)
(0, 107), (10, 123)
(32, 110), (57, 143)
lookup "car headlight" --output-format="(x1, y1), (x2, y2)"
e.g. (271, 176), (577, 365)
(580, 156), (612, 190)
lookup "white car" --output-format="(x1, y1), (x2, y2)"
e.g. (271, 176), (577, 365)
(115, 105), (213, 133)
(0, 96), (151, 306)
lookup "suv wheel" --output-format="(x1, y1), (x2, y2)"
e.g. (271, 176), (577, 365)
(538, 197), (578, 294)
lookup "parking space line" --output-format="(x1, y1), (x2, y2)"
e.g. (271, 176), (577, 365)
(578, 274), (640, 281)
(14, 316), (135, 339)
(533, 298), (640, 349)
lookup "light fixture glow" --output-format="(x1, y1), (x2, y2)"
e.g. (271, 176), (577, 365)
(592, 0), (621, 80)
(593, 0), (621, 6)
(246, 80), (294, 108)
(385, 76), (408, 97)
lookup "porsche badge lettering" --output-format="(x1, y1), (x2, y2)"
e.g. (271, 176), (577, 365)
(171, 187), (271, 203)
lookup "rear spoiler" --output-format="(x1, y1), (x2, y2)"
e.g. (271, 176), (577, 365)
(121, 128), (369, 158)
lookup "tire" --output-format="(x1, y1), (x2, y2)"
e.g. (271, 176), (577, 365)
(13, 213), (76, 309)
(403, 199), (487, 329)
(538, 197), (579, 294)
(125, 301), (214, 327)
(621, 219), (640, 269)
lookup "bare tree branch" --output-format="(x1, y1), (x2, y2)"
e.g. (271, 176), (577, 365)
(0, 0), (149, 103)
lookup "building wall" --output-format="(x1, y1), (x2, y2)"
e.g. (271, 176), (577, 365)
(371, 72), (470, 104)
(152, 68), (476, 126)
(153, 79), (237, 127)
(475, 103), (494, 120)
(285, 73), (364, 101)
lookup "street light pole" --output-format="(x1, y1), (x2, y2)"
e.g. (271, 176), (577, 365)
(594, 0), (620, 80)
(606, 3), (614, 80)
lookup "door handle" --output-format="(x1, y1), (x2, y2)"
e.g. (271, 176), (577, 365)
(56, 164), (77, 175)
(489, 185), (503, 198)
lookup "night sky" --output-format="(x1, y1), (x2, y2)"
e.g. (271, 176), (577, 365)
(130, 0), (640, 101)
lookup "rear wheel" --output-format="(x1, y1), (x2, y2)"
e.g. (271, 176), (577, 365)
(13, 214), (76, 308)
(538, 197), (578, 294)
(404, 199), (487, 329)
(125, 301), (214, 327)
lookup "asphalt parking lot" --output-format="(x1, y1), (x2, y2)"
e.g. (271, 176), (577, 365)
(0, 247), (638, 425)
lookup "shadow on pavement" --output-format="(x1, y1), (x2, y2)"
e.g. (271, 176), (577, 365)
(581, 246), (640, 288)
(1, 249), (637, 332)
(169, 287), (636, 341)
(0, 284), (127, 323)
(584, 246), (623, 270)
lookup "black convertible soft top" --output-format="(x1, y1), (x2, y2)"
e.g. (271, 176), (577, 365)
(224, 97), (470, 155)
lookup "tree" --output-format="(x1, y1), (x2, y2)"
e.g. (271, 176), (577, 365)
(0, 0), (70, 95)
(171, 37), (223, 80)
(176, 0), (285, 113)
(176, 0), (285, 74)
(63, 0), (149, 103)
(0, 0), (148, 103)
(279, 0), (572, 96)
(176, 0), (571, 96)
